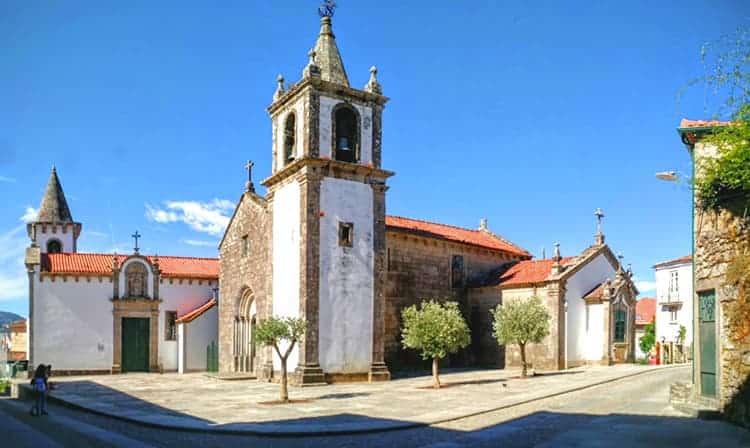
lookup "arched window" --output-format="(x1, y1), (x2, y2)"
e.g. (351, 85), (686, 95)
(334, 106), (358, 163)
(46, 240), (62, 254)
(125, 262), (148, 298)
(283, 113), (296, 164)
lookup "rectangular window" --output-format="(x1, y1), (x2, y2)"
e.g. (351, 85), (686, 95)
(670, 309), (678, 322)
(669, 270), (679, 294)
(165, 311), (177, 341)
(451, 255), (465, 288)
(241, 235), (249, 257)
(614, 308), (627, 342)
(339, 222), (353, 247)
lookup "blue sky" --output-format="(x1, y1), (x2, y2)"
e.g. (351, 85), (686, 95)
(1, 1), (748, 317)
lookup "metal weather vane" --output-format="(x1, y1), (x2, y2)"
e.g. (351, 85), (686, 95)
(318, 0), (336, 18)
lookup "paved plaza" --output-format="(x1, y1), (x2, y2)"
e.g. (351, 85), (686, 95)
(35, 364), (678, 435)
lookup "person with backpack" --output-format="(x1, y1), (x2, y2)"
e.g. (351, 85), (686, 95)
(30, 364), (49, 416)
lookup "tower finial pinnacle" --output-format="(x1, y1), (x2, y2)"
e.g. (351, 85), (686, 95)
(318, 0), (336, 18)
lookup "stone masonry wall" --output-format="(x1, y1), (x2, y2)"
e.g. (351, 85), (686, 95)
(384, 232), (517, 369)
(695, 208), (750, 426)
(218, 192), (271, 375)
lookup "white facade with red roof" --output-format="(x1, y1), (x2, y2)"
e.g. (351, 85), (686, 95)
(654, 255), (693, 348)
(25, 168), (219, 374)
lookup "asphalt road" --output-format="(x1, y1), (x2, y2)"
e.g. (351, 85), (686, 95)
(1, 366), (748, 448)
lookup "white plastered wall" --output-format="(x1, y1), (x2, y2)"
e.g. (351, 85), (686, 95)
(319, 96), (372, 164)
(33, 272), (113, 371)
(159, 281), (215, 371)
(179, 305), (218, 372)
(34, 224), (76, 254)
(271, 180), (301, 370)
(318, 177), (374, 373)
(563, 253), (617, 364)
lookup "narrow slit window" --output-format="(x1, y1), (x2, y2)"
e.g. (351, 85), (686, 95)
(339, 222), (353, 247)
(165, 311), (177, 341)
(241, 235), (249, 257)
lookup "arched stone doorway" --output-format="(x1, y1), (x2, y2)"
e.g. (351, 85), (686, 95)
(233, 288), (256, 372)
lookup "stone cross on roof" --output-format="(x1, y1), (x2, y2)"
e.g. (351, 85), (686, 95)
(594, 208), (605, 245)
(132, 231), (141, 254)
(245, 160), (255, 193)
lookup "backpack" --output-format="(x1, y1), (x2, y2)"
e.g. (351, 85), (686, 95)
(33, 378), (46, 393)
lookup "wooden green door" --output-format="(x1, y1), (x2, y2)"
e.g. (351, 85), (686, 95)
(122, 318), (149, 373)
(698, 290), (717, 397)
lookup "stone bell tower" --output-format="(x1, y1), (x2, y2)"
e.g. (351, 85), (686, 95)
(262, 5), (392, 383)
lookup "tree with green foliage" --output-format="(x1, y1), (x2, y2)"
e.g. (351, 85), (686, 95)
(253, 316), (306, 403)
(492, 296), (550, 378)
(677, 325), (687, 346)
(401, 300), (471, 388)
(685, 27), (750, 215)
(639, 321), (656, 356)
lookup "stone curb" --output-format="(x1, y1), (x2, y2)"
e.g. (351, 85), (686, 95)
(21, 365), (686, 437)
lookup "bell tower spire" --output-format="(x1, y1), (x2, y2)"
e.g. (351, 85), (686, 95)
(313, 3), (349, 87)
(27, 166), (82, 253)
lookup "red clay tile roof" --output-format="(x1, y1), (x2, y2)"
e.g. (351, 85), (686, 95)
(496, 257), (576, 287)
(176, 298), (217, 324)
(654, 255), (692, 270)
(583, 282), (606, 300)
(636, 297), (656, 325)
(679, 118), (732, 129)
(385, 215), (530, 257)
(8, 319), (26, 333)
(42, 253), (219, 279)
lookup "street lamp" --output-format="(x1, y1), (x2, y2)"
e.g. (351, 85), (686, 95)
(656, 171), (679, 182)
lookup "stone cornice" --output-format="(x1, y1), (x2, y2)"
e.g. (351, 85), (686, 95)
(268, 78), (388, 115)
(262, 158), (394, 189)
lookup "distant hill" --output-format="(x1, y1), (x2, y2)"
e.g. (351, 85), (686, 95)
(0, 311), (24, 327)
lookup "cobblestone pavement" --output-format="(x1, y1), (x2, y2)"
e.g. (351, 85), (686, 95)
(41, 364), (675, 434)
(3, 365), (748, 447)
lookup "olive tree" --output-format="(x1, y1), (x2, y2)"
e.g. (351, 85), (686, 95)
(253, 316), (306, 403)
(492, 296), (550, 378)
(401, 300), (471, 388)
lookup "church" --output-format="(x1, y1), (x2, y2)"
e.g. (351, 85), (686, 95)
(216, 11), (638, 384)
(25, 9), (638, 380)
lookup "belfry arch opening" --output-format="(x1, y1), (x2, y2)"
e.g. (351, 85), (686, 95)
(46, 239), (62, 254)
(333, 105), (359, 163)
(283, 112), (296, 164)
(233, 288), (257, 373)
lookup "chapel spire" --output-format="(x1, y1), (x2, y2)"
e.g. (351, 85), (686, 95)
(312, 5), (349, 87)
(37, 166), (74, 223)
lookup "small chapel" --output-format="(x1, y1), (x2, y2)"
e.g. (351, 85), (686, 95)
(26, 6), (638, 380)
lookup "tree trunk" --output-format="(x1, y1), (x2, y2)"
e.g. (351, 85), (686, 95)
(432, 358), (441, 389)
(519, 343), (527, 378)
(280, 358), (289, 403)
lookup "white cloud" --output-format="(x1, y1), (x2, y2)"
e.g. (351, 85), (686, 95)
(20, 207), (37, 223)
(145, 199), (233, 236)
(634, 280), (657, 293)
(0, 175), (16, 183)
(182, 239), (218, 247)
(86, 231), (109, 238)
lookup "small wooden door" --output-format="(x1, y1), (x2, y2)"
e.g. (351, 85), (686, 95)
(122, 318), (149, 373)
(698, 290), (717, 397)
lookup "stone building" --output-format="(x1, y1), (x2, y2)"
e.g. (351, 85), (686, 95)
(673, 119), (750, 426)
(25, 168), (220, 375)
(218, 12), (638, 382)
